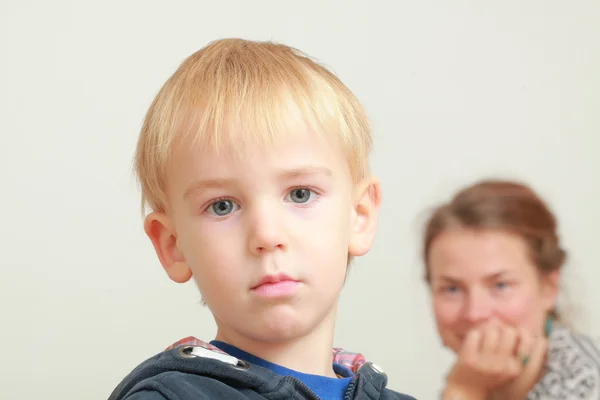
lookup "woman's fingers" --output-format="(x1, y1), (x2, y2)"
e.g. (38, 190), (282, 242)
(448, 320), (547, 399)
(461, 329), (483, 362)
(522, 334), (547, 376)
(498, 323), (518, 356)
(497, 332), (548, 399)
(516, 329), (534, 366)
(482, 322), (500, 353)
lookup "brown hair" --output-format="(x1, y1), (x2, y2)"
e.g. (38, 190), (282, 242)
(422, 180), (567, 316)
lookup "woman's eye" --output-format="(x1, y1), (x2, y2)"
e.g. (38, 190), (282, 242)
(208, 199), (238, 216)
(438, 285), (460, 295)
(287, 188), (314, 204)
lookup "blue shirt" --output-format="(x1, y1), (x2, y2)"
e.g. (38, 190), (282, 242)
(211, 341), (353, 400)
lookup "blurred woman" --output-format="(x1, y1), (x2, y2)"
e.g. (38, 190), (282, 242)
(422, 179), (600, 400)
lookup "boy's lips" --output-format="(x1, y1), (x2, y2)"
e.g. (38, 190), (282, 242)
(250, 274), (300, 298)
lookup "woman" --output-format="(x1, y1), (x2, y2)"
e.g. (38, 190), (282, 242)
(422, 179), (600, 400)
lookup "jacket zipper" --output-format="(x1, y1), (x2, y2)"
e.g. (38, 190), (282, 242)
(344, 376), (360, 400)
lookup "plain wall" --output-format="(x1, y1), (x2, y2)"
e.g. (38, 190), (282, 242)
(1, 1), (599, 398)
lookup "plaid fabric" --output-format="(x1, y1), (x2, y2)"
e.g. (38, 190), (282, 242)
(166, 337), (367, 373)
(167, 336), (226, 354)
(331, 347), (367, 373)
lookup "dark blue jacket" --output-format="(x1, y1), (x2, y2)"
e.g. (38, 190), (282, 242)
(109, 344), (417, 400)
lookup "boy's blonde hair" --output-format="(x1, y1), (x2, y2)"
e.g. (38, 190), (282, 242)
(135, 38), (372, 213)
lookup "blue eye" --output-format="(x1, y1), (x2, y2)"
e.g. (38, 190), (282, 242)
(209, 199), (237, 216)
(494, 281), (508, 290)
(288, 188), (314, 204)
(444, 286), (460, 294)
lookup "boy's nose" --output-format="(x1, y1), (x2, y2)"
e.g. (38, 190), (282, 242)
(247, 205), (287, 255)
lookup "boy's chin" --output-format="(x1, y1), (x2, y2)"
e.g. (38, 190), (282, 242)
(258, 315), (320, 342)
(245, 309), (333, 344)
(253, 326), (307, 344)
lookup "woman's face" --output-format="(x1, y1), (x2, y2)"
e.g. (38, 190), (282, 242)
(428, 229), (559, 353)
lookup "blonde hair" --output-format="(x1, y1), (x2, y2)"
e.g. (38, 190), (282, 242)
(135, 38), (372, 213)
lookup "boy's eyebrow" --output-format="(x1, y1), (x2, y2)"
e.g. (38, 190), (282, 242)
(184, 178), (237, 199)
(279, 166), (333, 180)
(183, 167), (333, 199)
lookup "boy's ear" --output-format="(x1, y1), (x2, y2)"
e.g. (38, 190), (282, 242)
(348, 177), (382, 257)
(144, 212), (193, 283)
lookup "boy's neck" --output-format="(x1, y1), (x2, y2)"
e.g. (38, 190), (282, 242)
(213, 308), (338, 378)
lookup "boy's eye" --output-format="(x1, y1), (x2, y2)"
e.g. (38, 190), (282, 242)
(209, 199), (237, 216)
(287, 188), (313, 204)
(494, 281), (509, 290)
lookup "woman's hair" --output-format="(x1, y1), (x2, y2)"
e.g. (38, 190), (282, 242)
(422, 179), (567, 318)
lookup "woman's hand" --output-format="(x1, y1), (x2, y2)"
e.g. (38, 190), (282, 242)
(442, 319), (545, 400)
(490, 330), (547, 400)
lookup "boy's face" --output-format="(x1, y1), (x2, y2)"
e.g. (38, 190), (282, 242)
(144, 118), (380, 344)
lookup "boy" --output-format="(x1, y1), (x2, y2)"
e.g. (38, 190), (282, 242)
(110, 38), (415, 400)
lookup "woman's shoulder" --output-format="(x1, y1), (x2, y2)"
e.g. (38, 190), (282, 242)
(528, 325), (600, 399)
(547, 325), (600, 366)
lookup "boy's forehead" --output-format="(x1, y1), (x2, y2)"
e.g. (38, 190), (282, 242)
(167, 122), (349, 183)
(174, 116), (338, 162)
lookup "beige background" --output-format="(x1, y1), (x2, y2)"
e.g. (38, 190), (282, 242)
(1, 1), (599, 398)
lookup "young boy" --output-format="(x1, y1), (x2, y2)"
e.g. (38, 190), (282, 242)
(109, 38), (415, 400)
